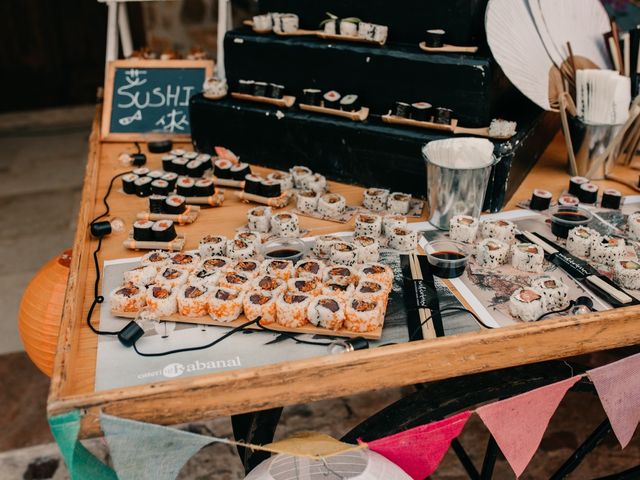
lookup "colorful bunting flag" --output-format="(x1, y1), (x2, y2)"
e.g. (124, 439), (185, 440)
(588, 352), (640, 448)
(101, 413), (216, 480)
(361, 411), (472, 480)
(476, 375), (581, 478)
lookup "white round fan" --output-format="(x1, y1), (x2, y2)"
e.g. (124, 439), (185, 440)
(244, 450), (411, 480)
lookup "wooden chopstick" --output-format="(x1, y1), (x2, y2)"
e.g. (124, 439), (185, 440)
(409, 253), (437, 339)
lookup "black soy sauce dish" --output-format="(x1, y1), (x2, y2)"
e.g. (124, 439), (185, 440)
(425, 239), (469, 278)
(549, 205), (593, 239)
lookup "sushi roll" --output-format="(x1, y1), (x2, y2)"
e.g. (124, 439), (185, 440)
(267, 171), (294, 191)
(260, 179), (282, 198)
(169, 252), (199, 271)
(287, 277), (322, 296)
(183, 151), (198, 161)
(531, 276), (569, 311)
(387, 192), (412, 215)
(235, 231), (262, 249)
(262, 259), (294, 281)
(354, 280), (389, 305)
(252, 274), (287, 296)
(509, 288), (545, 322)
(296, 190), (319, 214)
(340, 94), (360, 112)
(219, 270), (252, 291)
(176, 177), (195, 197)
(186, 160), (204, 178)
(208, 287), (245, 322)
(590, 237), (626, 266)
(201, 256), (232, 273)
(307, 296), (345, 330)
(253, 81), (269, 97)
(226, 238), (256, 260)
(231, 162), (251, 181)
(151, 179), (170, 196)
(601, 189), (622, 209)
(306, 174), (327, 194)
(294, 259), (325, 278)
(134, 176), (153, 197)
(247, 206), (272, 233)
(449, 215), (479, 244)
(233, 259), (261, 278)
(145, 284), (178, 317)
(353, 235), (380, 263)
(133, 219), (155, 241)
(424, 28), (445, 48)
(177, 284), (209, 317)
(170, 149), (186, 157)
(193, 178), (215, 197)
(345, 298), (383, 332)
(357, 22), (388, 43)
(290, 166), (313, 188)
(123, 264), (157, 286)
(387, 226), (418, 252)
(329, 242), (358, 266)
(302, 88), (322, 106)
(272, 13), (299, 34)
(382, 214), (407, 236)
(190, 269), (221, 288)
(171, 157), (189, 175)
(109, 283), (145, 313)
(568, 176), (589, 196)
(164, 195), (186, 214)
(141, 250), (170, 269)
(244, 174), (264, 196)
(363, 188), (390, 212)
(511, 243), (544, 273)
(148, 170), (164, 180)
(476, 238), (509, 268)
(268, 83), (285, 99)
(434, 107), (453, 125)
(323, 90), (341, 109)
(197, 153), (213, 171)
(149, 195), (167, 214)
(214, 158), (234, 179)
(275, 291), (311, 328)
(243, 290), (277, 324)
(558, 194), (579, 207)
(628, 212), (640, 240)
(578, 183), (599, 204)
(359, 263), (394, 290)
(199, 235), (227, 258)
(480, 219), (516, 244)
(317, 193), (346, 217)
(151, 220), (177, 242)
(161, 172), (178, 191)
(132, 167), (150, 176)
(614, 259), (640, 289)
(322, 264), (360, 286)
(322, 282), (355, 303)
(411, 102), (432, 121)
(354, 213), (382, 238)
(529, 189), (553, 211)
(394, 101), (411, 118)
(270, 212), (299, 238)
(313, 235), (340, 259)
(237, 79), (255, 94)
(566, 227), (600, 258)
(162, 155), (176, 172)
(122, 173), (139, 194)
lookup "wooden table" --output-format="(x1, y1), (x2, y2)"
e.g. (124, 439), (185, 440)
(47, 111), (640, 437)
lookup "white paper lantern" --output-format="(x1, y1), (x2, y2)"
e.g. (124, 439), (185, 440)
(244, 450), (411, 480)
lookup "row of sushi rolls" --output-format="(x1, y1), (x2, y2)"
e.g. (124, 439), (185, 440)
(109, 228), (399, 333)
(449, 213), (640, 322)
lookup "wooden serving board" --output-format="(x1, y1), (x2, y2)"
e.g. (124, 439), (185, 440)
(183, 193), (225, 207)
(111, 309), (383, 340)
(136, 208), (199, 225)
(382, 113), (457, 132)
(213, 178), (245, 189)
(235, 190), (293, 208)
(231, 92), (296, 108)
(419, 42), (478, 53)
(316, 32), (386, 46)
(299, 104), (369, 122)
(123, 233), (185, 251)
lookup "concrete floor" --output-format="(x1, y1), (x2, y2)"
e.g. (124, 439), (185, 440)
(0, 106), (638, 479)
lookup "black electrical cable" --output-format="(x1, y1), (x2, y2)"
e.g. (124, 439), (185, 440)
(536, 301), (577, 322)
(409, 305), (491, 341)
(255, 323), (334, 346)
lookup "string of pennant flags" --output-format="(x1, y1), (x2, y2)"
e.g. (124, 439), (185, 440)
(49, 352), (640, 480)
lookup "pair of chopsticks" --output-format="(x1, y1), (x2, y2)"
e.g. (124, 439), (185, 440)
(408, 253), (437, 339)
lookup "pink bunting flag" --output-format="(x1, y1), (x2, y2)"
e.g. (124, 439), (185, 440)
(588, 352), (640, 448)
(361, 410), (471, 480)
(476, 376), (581, 478)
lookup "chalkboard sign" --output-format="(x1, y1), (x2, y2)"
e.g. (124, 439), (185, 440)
(101, 59), (214, 141)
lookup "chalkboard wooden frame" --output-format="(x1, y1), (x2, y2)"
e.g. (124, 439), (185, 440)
(101, 59), (214, 142)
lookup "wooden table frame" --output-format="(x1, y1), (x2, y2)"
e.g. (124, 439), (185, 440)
(47, 107), (640, 437)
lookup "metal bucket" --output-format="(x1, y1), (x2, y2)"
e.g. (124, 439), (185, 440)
(565, 116), (622, 179)
(423, 151), (496, 230)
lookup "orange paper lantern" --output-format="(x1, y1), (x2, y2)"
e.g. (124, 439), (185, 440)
(18, 249), (72, 377)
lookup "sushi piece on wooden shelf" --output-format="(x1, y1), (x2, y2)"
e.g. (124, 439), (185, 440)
(259, 179), (282, 198)
(509, 288), (545, 322)
(354, 213), (382, 237)
(357, 22), (388, 44)
(290, 166), (313, 188)
(226, 238), (256, 260)
(411, 102), (432, 121)
(202, 77), (228, 100)
(133, 220), (155, 241)
(152, 220), (177, 242)
(419, 29), (478, 53)
(317, 193), (347, 217)
(270, 212), (300, 237)
(244, 174), (264, 196)
(247, 206), (272, 233)
(214, 158), (234, 179)
(272, 13), (299, 34)
(296, 190), (319, 214)
(301, 88), (322, 106)
(387, 192), (411, 215)
(340, 94), (360, 112)
(176, 177), (195, 197)
(363, 188), (389, 211)
(193, 178), (215, 197)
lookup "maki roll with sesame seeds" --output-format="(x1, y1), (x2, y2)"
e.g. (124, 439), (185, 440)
(354, 213), (382, 238)
(511, 243), (544, 273)
(362, 188), (390, 212)
(531, 276), (569, 311)
(133, 220), (155, 241)
(270, 212), (299, 238)
(449, 215), (479, 244)
(122, 173), (139, 194)
(313, 235), (340, 259)
(296, 190), (319, 214)
(590, 237), (626, 266)
(387, 192), (411, 215)
(317, 193), (346, 217)
(226, 238), (256, 259)
(290, 166), (313, 188)
(476, 238), (509, 268)
(152, 220), (177, 242)
(307, 296), (345, 330)
(235, 231), (261, 249)
(480, 219), (516, 244)
(164, 195), (187, 214)
(509, 288), (545, 322)
(307, 174), (327, 194)
(329, 242), (358, 266)
(199, 235), (227, 258)
(353, 235), (380, 263)
(387, 226), (418, 252)
(614, 260), (640, 289)
(382, 214), (407, 236)
(566, 226), (601, 258)
(247, 206), (272, 233)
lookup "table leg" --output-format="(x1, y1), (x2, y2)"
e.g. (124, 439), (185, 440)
(231, 408), (283, 473)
